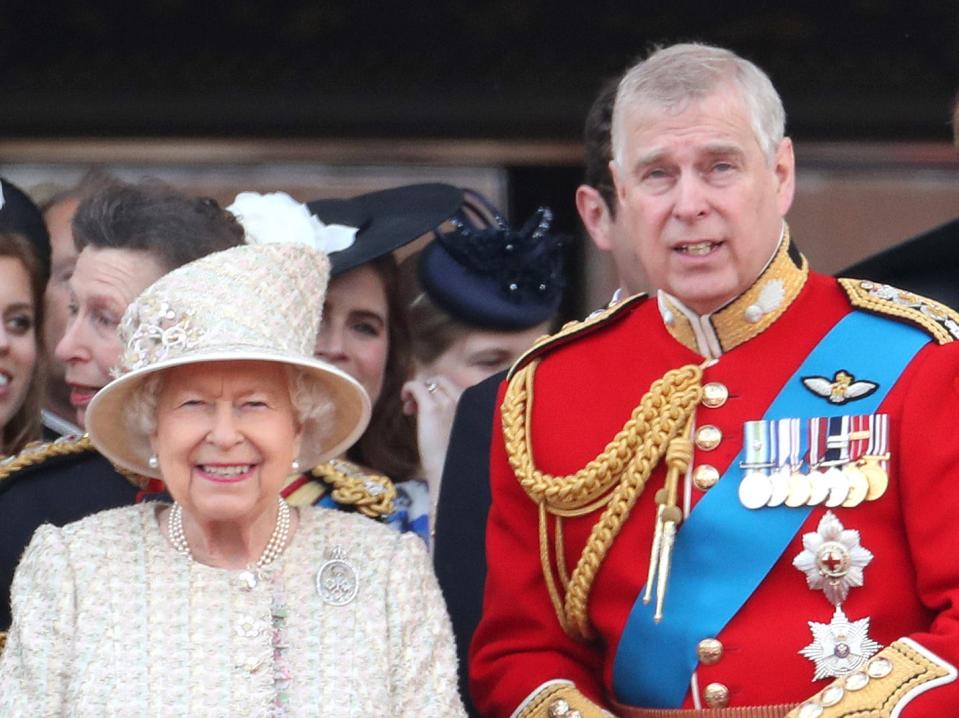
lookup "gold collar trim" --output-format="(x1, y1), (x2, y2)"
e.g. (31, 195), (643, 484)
(659, 225), (808, 358)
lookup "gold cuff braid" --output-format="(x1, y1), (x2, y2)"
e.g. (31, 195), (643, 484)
(786, 639), (955, 718)
(503, 360), (705, 640)
(516, 683), (613, 718)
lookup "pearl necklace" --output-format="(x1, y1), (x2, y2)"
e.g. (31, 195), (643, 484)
(168, 497), (292, 569)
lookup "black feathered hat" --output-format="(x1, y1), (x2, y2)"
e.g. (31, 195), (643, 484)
(418, 190), (566, 330)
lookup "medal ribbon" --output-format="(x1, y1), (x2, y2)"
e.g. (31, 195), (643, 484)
(612, 310), (929, 708)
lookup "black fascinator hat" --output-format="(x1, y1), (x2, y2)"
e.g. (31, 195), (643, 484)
(418, 190), (566, 330)
(307, 183), (463, 276)
(0, 178), (50, 282)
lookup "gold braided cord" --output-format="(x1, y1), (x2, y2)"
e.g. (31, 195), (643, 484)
(0, 434), (149, 489)
(539, 503), (569, 635)
(503, 359), (705, 640)
(310, 461), (396, 518)
(0, 435), (93, 483)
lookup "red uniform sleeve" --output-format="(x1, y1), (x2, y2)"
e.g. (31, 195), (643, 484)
(887, 341), (959, 714)
(469, 384), (606, 717)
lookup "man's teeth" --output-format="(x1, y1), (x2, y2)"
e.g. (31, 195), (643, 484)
(679, 242), (717, 256)
(0, 374), (9, 386)
(201, 465), (251, 476)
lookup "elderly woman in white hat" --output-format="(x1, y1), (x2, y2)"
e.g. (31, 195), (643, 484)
(0, 240), (466, 716)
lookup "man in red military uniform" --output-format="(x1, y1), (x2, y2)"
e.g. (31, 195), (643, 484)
(469, 43), (959, 717)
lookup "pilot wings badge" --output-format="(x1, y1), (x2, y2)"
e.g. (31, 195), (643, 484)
(801, 370), (877, 405)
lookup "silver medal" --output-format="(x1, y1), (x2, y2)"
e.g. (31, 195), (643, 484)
(739, 470), (773, 509)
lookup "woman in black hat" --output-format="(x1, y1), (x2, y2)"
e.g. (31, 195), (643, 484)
(398, 191), (566, 539)
(278, 184), (463, 544)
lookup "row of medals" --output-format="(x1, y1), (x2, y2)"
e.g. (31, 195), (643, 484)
(738, 456), (889, 510)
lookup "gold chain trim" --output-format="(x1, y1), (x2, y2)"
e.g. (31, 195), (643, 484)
(0, 434), (148, 490)
(310, 460), (396, 518)
(0, 435), (93, 482)
(503, 360), (705, 640)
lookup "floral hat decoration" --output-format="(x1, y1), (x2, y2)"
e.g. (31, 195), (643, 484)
(85, 191), (371, 479)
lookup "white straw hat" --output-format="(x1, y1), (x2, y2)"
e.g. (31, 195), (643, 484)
(85, 242), (371, 478)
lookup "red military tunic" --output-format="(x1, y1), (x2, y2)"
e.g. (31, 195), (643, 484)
(470, 240), (959, 717)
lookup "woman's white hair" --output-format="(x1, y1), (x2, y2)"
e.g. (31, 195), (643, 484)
(124, 365), (333, 457)
(611, 43), (786, 167)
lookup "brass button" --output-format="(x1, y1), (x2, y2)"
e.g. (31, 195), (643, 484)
(697, 637), (724, 665)
(693, 465), (720, 491)
(702, 382), (729, 408)
(703, 682), (730, 708)
(695, 425), (722, 451)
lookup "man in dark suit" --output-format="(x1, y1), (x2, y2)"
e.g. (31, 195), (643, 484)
(841, 97), (959, 308)
(433, 76), (638, 716)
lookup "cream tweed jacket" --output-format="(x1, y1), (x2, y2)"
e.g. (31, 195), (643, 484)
(0, 503), (466, 717)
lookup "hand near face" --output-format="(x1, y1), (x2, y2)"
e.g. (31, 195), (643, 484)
(401, 374), (462, 495)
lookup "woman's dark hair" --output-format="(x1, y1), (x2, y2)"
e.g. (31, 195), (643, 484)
(72, 180), (245, 271)
(345, 254), (420, 482)
(0, 232), (45, 455)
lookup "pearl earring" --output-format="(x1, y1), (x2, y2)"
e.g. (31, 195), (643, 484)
(148, 454), (159, 470)
(291, 459), (301, 473)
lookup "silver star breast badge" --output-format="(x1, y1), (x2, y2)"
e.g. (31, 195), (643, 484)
(793, 510), (873, 605)
(800, 606), (881, 680)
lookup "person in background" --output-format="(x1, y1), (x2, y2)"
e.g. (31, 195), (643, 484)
(38, 170), (118, 438)
(433, 78), (627, 716)
(0, 180), (245, 642)
(272, 184), (462, 544)
(0, 240), (466, 716)
(840, 95), (959, 308)
(575, 76), (649, 300)
(0, 232), (44, 457)
(398, 190), (565, 537)
(470, 42), (959, 717)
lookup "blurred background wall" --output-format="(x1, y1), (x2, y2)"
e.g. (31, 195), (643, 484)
(1, 1), (957, 316)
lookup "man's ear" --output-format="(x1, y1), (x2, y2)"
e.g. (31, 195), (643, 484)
(575, 184), (613, 252)
(774, 137), (796, 216)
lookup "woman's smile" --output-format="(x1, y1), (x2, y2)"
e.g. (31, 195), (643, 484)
(194, 463), (258, 484)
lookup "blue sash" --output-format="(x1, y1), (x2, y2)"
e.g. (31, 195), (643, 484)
(611, 311), (929, 708)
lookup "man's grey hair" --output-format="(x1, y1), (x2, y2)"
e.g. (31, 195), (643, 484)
(611, 43), (786, 167)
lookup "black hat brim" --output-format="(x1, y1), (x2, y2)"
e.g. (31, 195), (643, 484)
(308, 183), (463, 276)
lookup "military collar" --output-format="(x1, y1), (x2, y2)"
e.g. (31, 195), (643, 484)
(657, 225), (808, 358)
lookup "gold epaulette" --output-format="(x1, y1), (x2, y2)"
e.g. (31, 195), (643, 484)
(839, 278), (959, 345)
(310, 459), (395, 519)
(507, 293), (648, 380)
(0, 435), (94, 483)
